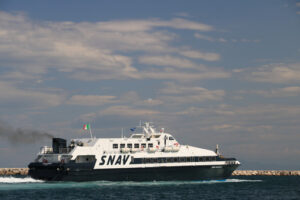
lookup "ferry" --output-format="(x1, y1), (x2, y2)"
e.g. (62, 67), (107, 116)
(28, 122), (240, 181)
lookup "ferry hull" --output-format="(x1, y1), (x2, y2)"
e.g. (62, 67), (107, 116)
(28, 162), (239, 182)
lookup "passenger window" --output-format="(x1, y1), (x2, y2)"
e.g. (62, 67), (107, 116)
(127, 144), (132, 148)
(120, 144), (125, 148)
(187, 157), (191, 162)
(174, 157), (178, 162)
(141, 143), (146, 148)
(169, 137), (174, 140)
(179, 157), (186, 162)
(148, 143), (153, 148)
(134, 143), (139, 148)
(113, 144), (118, 149)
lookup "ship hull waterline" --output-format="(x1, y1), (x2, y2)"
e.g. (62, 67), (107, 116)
(28, 162), (239, 182)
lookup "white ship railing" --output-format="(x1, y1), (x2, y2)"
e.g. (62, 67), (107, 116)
(39, 146), (53, 154)
(39, 146), (73, 154)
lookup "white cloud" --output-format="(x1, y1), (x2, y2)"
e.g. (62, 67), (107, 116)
(79, 106), (161, 121)
(0, 11), (228, 82)
(159, 82), (225, 103)
(237, 63), (300, 83)
(139, 55), (202, 69)
(194, 33), (227, 42)
(179, 50), (220, 61)
(120, 91), (163, 106)
(96, 18), (213, 32)
(194, 33), (259, 43)
(67, 95), (117, 106)
(248, 86), (300, 97)
(0, 81), (65, 108)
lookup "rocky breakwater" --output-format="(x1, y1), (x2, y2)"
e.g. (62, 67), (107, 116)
(0, 168), (29, 176)
(233, 170), (300, 176)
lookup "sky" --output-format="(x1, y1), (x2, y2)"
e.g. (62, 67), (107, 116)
(0, 0), (300, 169)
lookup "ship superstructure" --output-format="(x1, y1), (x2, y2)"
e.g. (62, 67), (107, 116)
(28, 122), (240, 181)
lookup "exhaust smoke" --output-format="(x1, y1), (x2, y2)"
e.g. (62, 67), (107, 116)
(0, 121), (54, 144)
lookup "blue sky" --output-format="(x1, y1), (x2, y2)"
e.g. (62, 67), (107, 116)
(0, 0), (300, 169)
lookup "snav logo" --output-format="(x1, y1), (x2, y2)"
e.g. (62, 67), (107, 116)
(99, 155), (130, 165)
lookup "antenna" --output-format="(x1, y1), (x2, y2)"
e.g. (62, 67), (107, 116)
(89, 123), (93, 139)
(121, 128), (124, 138)
(215, 144), (220, 155)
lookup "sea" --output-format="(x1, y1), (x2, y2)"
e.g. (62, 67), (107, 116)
(0, 176), (299, 200)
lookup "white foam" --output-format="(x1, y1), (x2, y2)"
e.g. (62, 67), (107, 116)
(225, 179), (262, 183)
(0, 176), (44, 183)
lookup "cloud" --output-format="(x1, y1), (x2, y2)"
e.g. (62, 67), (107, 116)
(0, 81), (65, 108)
(194, 33), (227, 42)
(139, 55), (203, 69)
(79, 106), (161, 122)
(159, 82), (225, 104)
(67, 95), (118, 106)
(0, 11), (227, 83)
(236, 63), (300, 83)
(194, 33), (259, 43)
(96, 18), (213, 32)
(179, 50), (220, 61)
(244, 86), (300, 97)
(120, 91), (163, 106)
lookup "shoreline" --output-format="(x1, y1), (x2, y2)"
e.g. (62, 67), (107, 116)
(0, 168), (300, 176)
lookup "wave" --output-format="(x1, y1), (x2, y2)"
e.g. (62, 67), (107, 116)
(94, 179), (262, 186)
(0, 177), (262, 191)
(0, 177), (261, 185)
(0, 176), (44, 184)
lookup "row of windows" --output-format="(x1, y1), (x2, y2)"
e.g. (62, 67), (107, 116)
(113, 143), (154, 149)
(131, 156), (217, 164)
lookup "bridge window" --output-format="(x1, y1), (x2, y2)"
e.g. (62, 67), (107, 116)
(113, 144), (118, 149)
(120, 144), (125, 148)
(134, 143), (139, 148)
(127, 143), (132, 148)
(169, 137), (174, 140)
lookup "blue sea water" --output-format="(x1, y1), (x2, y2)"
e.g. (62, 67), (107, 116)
(0, 176), (299, 200)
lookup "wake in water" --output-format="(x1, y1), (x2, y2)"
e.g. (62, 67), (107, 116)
(0, 176), (261, 185)
(0, 176), (44, 184)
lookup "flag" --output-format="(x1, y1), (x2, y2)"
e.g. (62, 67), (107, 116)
(83, 124), (90, 130)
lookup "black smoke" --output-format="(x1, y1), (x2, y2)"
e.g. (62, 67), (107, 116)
(0, 121), (54, 144)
